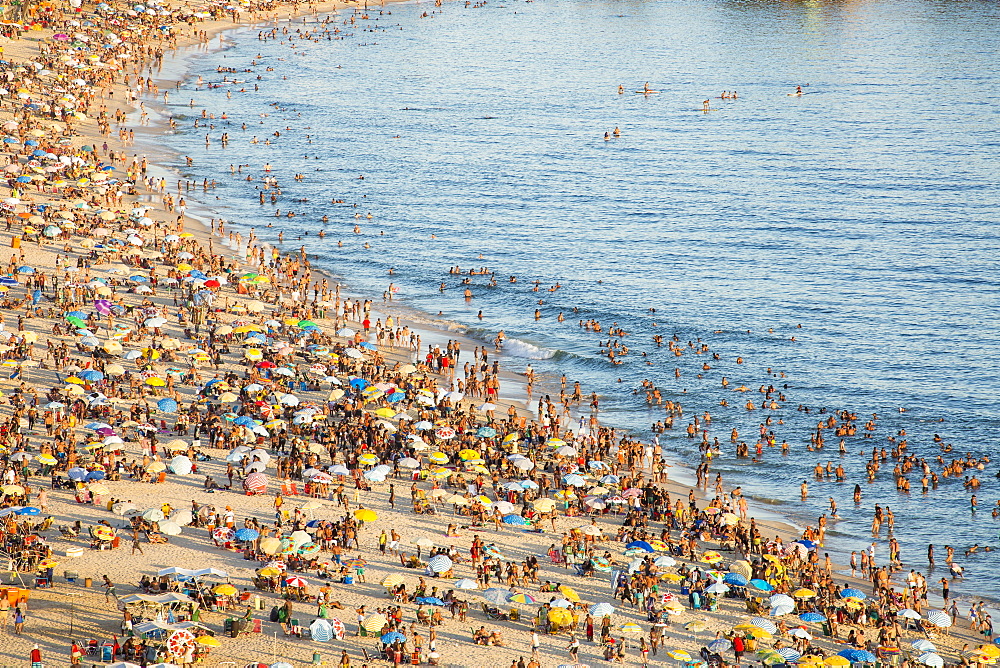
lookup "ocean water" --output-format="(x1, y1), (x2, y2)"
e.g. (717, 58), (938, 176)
(149, 0), (1000, 600)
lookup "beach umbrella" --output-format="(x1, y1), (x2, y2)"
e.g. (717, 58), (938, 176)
(381, 631), (406, 644)
(778, 648), (803, 662)
(724, 573), (749, 586)
(749, 579), (774, 592)
(382, 574), (406, 588)
(708, 639), (732, 653)
(625, 540), (654, 553)
(482, 588), (509, 605)
(912, 640), (936, 653)
(789, 628), (813, 640)
(533, 498), (557, 512)
(668, 650), (693, 661)
(769, 594), (795, 608)
(839, 588), (866, 600)
(428, 555), (452, 573)
(621, 623), (643, 633)
(559, 586), (581, 602)
(547, 608), (573, 626)
(706, 582), (730, 595)
(503, 514), (529, 525)
(112, 501), (137, 516)
(354, 509), (378, 523)
(212, 527), (235, 542)
(259, 537), (281, 555)
(799, 612), (826, 622)
(838, 650), (877, 663)
(235, 528), (259, 541)
(749, 617), (778, 634)
(213, 584), (237, 597)
(158, 521), (182, 536)
(686, 620), (709, 632)
(142, 508), (165, 522)
(310, 618), (335, 642)
(454, 578), (478, 590)
(284, 575), (307, 588)
(919, 654), (944, 668)
(926, 610), (952, 628)
(898, 608), (921, 620)
(508, 593), (536, 605)
(157, 398), (178, 413)
(757, 650), (786, 665)
(361, 613), (388, 634)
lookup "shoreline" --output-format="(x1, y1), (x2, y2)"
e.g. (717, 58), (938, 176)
(130, 0), (998, 606)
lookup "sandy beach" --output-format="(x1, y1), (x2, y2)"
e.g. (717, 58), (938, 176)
(0, 1), (992, 668)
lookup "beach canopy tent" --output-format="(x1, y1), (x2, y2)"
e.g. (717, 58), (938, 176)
(120, 592), (198, 615)
(156, 567), (228, 581)
(133, 620), (207, 636)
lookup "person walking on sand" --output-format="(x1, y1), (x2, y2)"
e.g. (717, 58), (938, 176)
(568, 634), (580, 662)
(103, 575), (116, 601)
(14, 606), (25, 634)
(132, 529), (144, 555)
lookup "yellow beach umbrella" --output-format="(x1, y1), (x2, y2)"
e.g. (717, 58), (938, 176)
(354, 509), (378, 523)
(533, 498), (556, 512)
(558, 585), (581, 602)
(382, 574), (405, 588)
(547, 608), (572, 625)
(213, 584), (237, 596)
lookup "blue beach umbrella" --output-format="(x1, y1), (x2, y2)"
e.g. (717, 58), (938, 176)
(838, 650), (877, 663)
(417, 597), (445, 606)
(799, 612), (826, 623)
(380, 631), (405, 644)
(235, 528), (259, 541)
(157, 398), (178, 413)
(840, 588), (866, 600)
(625, 540), (654, 553)
(503, 514), (528, 525)
(723, 573), (749, 586)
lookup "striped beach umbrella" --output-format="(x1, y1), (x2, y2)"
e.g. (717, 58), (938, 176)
(361, 613), (388, 634)
(926, 610), (952, 628)
(427, 555), (452, 573)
